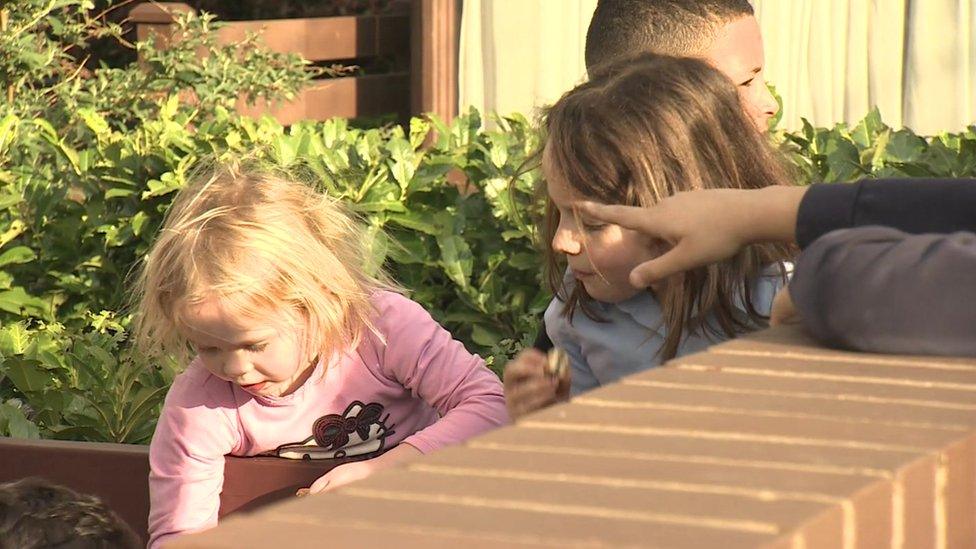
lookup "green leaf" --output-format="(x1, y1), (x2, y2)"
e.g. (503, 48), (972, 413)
(388, 212), (438, 235)
(77, 108), (111, 137)
(471, 324), (503, 347)
(0, 113), (19, 153)
(436, 233), (473, 289)
(0, 402), (41, 439)
(918, 140), (957, 176)
(0, 323), (31, 356)
(0, 287), (50, 317)
(105, 188), (137, 199)
(0, 246), (36, 268)
(131, 211), (150, 236)
(0, 220), (26, 248)
(3, 358), (55, 393)
(823, 136), (862, 182)
(885, 130), (926, 163)
(851, 107), (885, 149)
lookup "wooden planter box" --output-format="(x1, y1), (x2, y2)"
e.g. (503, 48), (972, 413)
(129, 1), (459, 125)
(0, 437), (351, 545)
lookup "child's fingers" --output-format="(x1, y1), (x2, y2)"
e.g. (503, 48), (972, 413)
(503, 349), (547, 384)
(307, 475), (331, 495)
(577, 201), (668, 237)
(769, 285), (799, 326)
(507, 377), (559, 420)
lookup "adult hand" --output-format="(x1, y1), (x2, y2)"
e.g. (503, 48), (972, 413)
(304, 443), (422, 495)
(578, 186), (805, 287)
(503, 348), (570, 421)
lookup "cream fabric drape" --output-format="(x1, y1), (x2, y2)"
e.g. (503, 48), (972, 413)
(754, 0), (976, 133)
(459, 0), (976, 134)
(458, 0), (598, 123)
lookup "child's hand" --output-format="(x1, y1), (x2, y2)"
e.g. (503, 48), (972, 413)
(303, 443), (422, 495)
(504, 349), (570, 421)
(578, 186), (806, 286)
(770, 285), (799, 326)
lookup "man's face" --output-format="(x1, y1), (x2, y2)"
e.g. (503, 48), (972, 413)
(703, 15), (779, 132)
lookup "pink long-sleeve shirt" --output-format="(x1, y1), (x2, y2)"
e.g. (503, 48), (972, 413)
(148, 291), (507, 547)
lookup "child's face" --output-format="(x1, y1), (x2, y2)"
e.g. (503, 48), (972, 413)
(180, 297), (314, 398)
(703, 15), (778, 132)
(546, 155), (661, 303)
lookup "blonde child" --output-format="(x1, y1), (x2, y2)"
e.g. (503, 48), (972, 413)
(134, 162), (507, 547)
(505, 53), (795, 419)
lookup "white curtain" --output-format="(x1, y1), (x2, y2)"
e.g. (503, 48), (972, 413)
(754, 0), (976, 133)
(459, 0), (976, 134)
(458, 0), (598, 122)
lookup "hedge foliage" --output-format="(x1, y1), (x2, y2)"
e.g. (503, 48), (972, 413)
(2, 1), (975, 442)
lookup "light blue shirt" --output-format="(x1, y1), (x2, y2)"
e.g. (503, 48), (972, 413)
(545, 266), (788, 395)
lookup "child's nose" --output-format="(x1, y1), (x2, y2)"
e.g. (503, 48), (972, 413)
(552, 227), (582, 256)
(221, 351), (251, 377)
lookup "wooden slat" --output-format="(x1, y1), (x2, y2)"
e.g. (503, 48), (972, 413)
(129, 2), (414, 122)
(214, 15), (409, 61)
(235, 72), (410, 124)
(411, 0), (459, 122)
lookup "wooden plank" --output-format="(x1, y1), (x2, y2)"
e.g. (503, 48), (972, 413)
(214, 15), (409, 61)
(235, 72), (410, 124)
(130, 3), (409, 62)
(411, 0), (459, 121)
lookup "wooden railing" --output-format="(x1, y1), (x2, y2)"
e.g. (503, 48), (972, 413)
(173, 325), (976, 548)
(129, 1), (459, 125)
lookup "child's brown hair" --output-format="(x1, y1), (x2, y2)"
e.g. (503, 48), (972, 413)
(0, 477), (141, 549)
(542, 53), (795, 360)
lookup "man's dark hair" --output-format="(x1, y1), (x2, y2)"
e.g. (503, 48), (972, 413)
(584, 0), (754, 73)
(0, 477), (142, 549)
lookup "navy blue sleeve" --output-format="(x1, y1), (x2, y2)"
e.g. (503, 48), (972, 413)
(790, 226), (976, 356)
(796, 179), (976, 248)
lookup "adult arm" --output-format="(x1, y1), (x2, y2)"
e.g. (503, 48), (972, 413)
(580, 178), (976, 284)
(790, 226), (976, 356)
(797, 178), (976, 247)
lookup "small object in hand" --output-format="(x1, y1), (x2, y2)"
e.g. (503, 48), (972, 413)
(296, 488), (311, 498)
(545, 348), (569, 379)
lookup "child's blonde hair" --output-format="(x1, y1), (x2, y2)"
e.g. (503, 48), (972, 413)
(132, 159), (389, 365)
(542, 53), (795, 359)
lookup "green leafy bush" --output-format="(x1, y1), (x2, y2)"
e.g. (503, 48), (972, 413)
(3, 1), (976, 443)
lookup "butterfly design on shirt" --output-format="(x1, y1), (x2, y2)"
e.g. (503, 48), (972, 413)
(272, 401), (396, 460)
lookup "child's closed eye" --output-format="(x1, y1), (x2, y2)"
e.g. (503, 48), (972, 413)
(245, 342), (268, 353)
(581, 221), (607, 232)
(739, 77), (755, 87)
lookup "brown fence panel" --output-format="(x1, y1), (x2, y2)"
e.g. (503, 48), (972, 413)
(129, 2), (416, 123)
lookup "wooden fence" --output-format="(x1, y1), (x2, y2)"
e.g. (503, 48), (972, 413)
(129, 1), (458, 125)
(173, 325), (976, 548)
